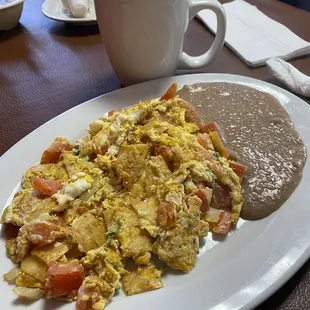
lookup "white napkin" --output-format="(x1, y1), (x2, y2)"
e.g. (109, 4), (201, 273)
(266, 57), (310, 97)
(62, 0), (90, 18)
(197, 0), (310, 67)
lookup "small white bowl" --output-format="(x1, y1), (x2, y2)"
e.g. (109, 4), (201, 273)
(0, 0), (24, 31)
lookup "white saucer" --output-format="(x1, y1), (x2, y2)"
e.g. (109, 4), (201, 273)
(41, 0), (96, 25)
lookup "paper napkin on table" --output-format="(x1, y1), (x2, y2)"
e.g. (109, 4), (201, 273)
(197, 0), (310, 67)
(267, 57), (310, 97)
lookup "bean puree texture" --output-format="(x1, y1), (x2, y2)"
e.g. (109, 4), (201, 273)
(178, 83), (307, 220)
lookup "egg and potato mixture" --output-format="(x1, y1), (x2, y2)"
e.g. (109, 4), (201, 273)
(1, 83), (246, 309)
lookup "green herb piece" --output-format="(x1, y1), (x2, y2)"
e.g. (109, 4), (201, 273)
(212, 174), (217, 183)
(205, 167), (217, 183)
(214, 152), (221, 160)
(73, 145), (80, 156)
(106, 219), (121, 247)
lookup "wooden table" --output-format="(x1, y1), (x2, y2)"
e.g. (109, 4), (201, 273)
(1, 0), (310, 309)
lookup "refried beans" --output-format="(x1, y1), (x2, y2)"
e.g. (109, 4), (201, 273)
(177, 82), (307, 220)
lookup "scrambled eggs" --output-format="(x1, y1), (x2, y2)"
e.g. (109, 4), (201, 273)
(1, 83), (245, 309)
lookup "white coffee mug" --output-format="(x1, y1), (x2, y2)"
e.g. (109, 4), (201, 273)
(94, 0), (226, 86)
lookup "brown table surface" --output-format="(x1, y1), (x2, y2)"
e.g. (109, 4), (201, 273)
(1, 0), (310, 308)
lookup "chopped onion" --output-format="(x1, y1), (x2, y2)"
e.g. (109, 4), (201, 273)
(13, 287), (44, 301)
(227, 148), (239, 161)
(29, 213), (52, 224)
(205, 207), (221, 223)
(3, 267), (21, 282)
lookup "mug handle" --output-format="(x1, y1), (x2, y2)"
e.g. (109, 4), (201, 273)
(178, 0), (226, 69)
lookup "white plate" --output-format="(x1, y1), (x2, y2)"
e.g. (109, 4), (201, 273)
(41, 0), (96, 25)
(1, 74), (310, 310)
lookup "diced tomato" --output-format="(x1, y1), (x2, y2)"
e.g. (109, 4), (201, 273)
(197, 133), (214, 151)
(154, 145), (173, 162)
(192, 189), (206, 202)
(157, 202), (177, 228)
(76, 285), (93, 310)
(97, 145), (109, 156)
(27, 220), (65, 247)
(161, 82), (177, 101)
(202, 121), (220, 133)
(195, 181), (208, 189)
(45, 263), (84, 299)
(213, 211), (232, 234)
(32, 177), (62, 196)
(229, 162), (247, 182)
(177, 99), (191, 110)
(192, 189), (209, 214)
(41, 137), (72, 164)
(185, 109), (203, 129)
(175, 99), (203, 128)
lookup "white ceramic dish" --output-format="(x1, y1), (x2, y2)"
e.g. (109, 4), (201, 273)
(1, 74), (310, 310)
(41, 0), (96, 25)
(0, 0), (24, 31)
